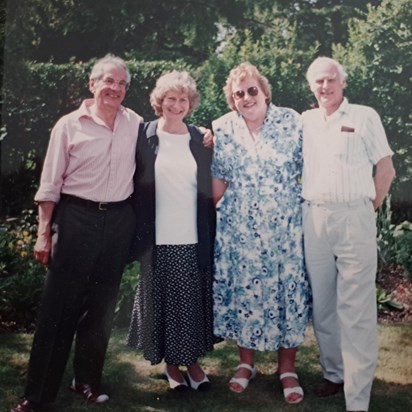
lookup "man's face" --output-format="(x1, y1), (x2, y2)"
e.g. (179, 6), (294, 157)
(309, 62), (345, 115)
(89, 63), (128, 111)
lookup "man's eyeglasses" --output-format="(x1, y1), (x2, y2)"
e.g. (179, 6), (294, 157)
(233, 86), (259, 100)
(100, 77), (129, 89)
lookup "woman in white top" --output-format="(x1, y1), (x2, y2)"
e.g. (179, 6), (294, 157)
(127, 71), (217, 391)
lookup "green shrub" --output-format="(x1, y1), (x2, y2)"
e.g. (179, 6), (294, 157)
(333, 0), (412, 218)
(0, 208), (141, 332)
(1, 59), (195, 216)
(376, 287), (404, 311)
(376, 195), (396, 268)
(114, 261), (140, 328)
(0, 210), (47, 332)
(392, 221), (412, 279)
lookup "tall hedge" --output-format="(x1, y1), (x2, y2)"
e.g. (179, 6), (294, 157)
(1, 59), (194, 215)
(1, 1), (411, 220)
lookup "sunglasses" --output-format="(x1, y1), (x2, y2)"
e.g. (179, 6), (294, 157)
(233, 86), (259, 100)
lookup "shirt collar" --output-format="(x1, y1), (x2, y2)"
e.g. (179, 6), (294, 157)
(76, 99), (126, 124)
(320, 97), (348, 122)
(337, 97), (349, 114)
(76, 99), (96, 120)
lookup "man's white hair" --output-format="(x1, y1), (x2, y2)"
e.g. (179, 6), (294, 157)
(306, 57), (348, 85)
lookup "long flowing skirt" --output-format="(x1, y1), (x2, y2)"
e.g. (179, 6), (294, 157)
(127, 244), (217, 365)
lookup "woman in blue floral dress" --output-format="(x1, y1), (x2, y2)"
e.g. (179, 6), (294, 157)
(212, 62), (311, 404)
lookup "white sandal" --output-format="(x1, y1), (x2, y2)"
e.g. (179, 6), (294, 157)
(279, 372), (304, 404)
(187, 369), (211, 391)
(229, 363), (257, 393)
(164, 366), (188, 391)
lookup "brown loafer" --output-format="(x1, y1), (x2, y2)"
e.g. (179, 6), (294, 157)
(70, 378), (109, 403)
(9, 400), (36, 412)
(314, 379), (343, 397)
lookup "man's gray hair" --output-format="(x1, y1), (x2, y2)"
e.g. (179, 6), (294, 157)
(90, 54), (131, 83)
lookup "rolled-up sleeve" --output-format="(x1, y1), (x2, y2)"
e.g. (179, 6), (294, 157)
(34, 118), (70, 203)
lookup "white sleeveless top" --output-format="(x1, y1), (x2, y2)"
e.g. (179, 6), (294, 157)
(155, 130), (198, 245)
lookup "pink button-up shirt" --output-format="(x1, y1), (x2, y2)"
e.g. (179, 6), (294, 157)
(35, 99), (143, 203)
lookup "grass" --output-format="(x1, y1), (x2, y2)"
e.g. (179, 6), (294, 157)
(1, 323), (411, 412)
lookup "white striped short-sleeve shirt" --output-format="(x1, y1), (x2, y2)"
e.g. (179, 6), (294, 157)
(302, 98), (393, 203)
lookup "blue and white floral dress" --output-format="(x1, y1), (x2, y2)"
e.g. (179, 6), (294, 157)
(211, 103), (311, 351)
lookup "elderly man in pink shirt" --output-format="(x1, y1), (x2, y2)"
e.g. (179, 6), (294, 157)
(10, 55), (143, 412)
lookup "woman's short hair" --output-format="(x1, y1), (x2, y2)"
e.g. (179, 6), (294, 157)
(90, 54), (131, 84)
(150, 70), (200, 117)
(306, 56), (348, 86)
(224, 62), (272, 111)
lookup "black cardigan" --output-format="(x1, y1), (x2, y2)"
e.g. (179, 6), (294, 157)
(130, 120), (215, 271)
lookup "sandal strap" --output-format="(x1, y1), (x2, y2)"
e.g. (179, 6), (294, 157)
(279, 372), (298, 380)
(236, 363), (256, 373)
(284, 386), (304, 396)
(229, 376), (251, 389)
(283, 386), (304, 400)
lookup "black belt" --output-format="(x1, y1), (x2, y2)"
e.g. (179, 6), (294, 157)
(61, 194), (131, 211)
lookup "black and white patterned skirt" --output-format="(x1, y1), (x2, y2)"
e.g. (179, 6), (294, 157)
(127, 244), (217, 365)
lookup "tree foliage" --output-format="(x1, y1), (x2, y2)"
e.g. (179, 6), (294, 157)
(1, 0), (411, 220)
(4, 0), (383, 64)
(333, 0), (412, 215)
(4, 0), (256, 63)
(191, 22), (317, 128)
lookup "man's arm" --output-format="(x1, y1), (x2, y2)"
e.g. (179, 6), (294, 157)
(373, 156), (396, 209)
(199, 126), (214, 149)
(34, 201), (56, 264)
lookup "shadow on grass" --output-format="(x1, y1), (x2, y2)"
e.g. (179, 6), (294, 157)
(2, 326), (412, 411)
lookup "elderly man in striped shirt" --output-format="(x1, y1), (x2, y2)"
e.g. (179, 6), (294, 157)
(301, 57), (395, 412)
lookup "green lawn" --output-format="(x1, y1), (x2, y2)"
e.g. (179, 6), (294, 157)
(1, 323), (411, 412)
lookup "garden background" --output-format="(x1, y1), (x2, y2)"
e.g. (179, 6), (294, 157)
(0, 0), (411, 410)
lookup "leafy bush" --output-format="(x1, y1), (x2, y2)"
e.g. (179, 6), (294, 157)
(376, 196), (412, 281)
(376, 286), (404, 311)
(114, 261), (140, 328)
(392, 221), (412, 279)
(0, 210), (47, 332)
(377, 195), (396, 268)
(0, 208), (141, 332)
(1, 59), (194, 216)
(333, 0), (412, 218)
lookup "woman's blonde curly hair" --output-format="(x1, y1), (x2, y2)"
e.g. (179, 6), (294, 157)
(150, 70), (200, 117)
(223, 62), (271, 111)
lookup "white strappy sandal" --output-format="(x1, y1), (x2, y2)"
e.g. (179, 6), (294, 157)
(279, 372), (304, 404)
(229, 363), (257, 393)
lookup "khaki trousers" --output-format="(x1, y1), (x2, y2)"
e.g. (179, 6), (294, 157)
(303, 198), (378, 411)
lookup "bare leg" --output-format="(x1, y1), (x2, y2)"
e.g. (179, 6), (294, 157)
(187, 362), (206, 382)
(229, 346), (256, 393)
(165, 364), (185, 384)
(278, 347), (303, 403)
(278, 347), (297, 374)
